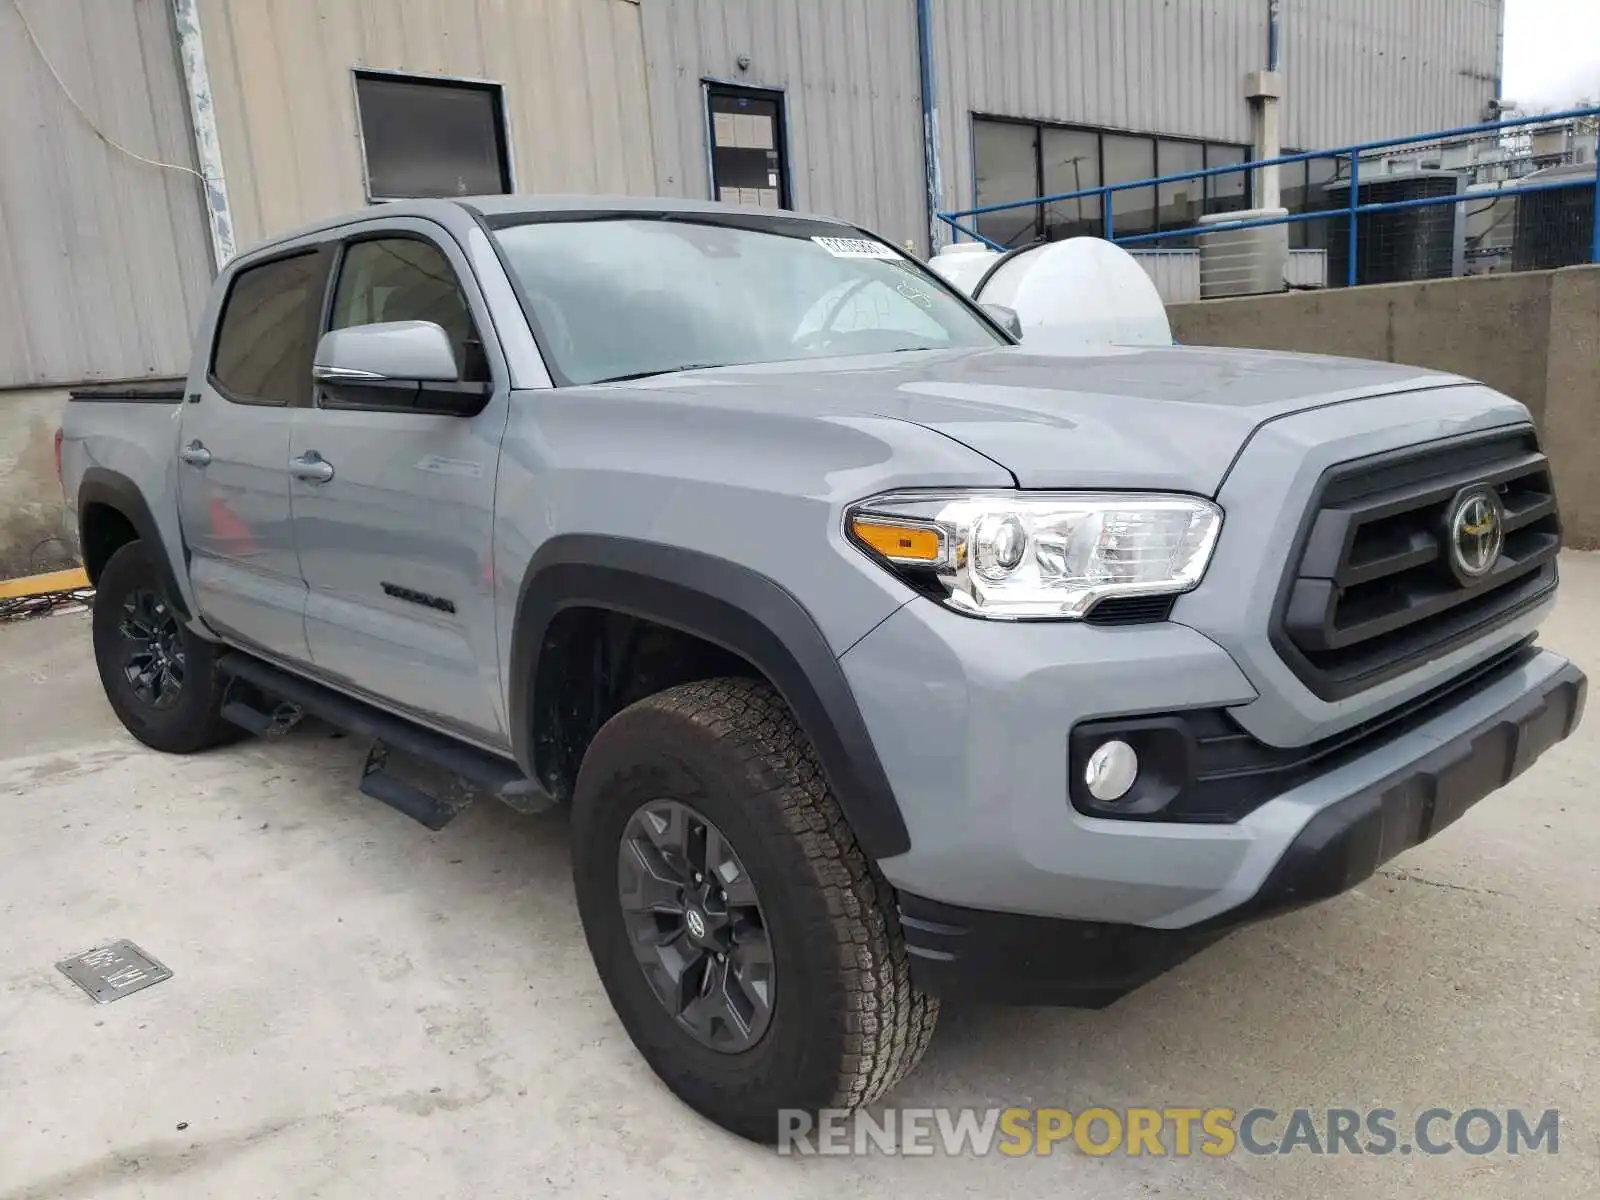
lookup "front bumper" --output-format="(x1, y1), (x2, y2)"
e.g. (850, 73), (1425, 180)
(894, 654), (1584, 1007)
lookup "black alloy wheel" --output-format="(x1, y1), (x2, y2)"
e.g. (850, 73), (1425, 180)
(617, 798), (775, 1052)
(117, 586), (186, 709)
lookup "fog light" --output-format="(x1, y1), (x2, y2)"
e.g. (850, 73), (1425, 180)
(1085, 740), (1139, 802)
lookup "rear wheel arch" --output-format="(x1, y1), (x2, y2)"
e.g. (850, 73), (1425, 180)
(77, 469), (188, 618)
(509, 535), (912, 862)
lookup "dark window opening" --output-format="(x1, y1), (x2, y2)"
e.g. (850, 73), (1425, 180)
(210, 251), (324, 406)
(354, 71), (511, 201)
(706, 84), (789, 210)
(971, 117), (1252, 249)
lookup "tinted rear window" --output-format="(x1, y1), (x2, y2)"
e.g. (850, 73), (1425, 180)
(210, 252), (323, 405)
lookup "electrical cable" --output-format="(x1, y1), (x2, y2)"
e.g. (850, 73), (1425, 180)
(8, 0), (206, 181)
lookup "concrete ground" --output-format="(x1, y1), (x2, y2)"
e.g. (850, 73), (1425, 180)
(2, 562), (1597, 1200)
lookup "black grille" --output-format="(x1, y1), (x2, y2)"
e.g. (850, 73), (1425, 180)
(1274, 429), (1560, 700)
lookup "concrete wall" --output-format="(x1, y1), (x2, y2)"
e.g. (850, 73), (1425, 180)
(1169, 265), (1600, 546)
(0, 389), (73, 579)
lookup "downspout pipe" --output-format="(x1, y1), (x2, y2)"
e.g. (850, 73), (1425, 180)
(170, 0), (235, 268)
(916, 0), (944, 252)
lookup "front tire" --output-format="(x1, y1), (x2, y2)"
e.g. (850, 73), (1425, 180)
(91, 540), (233, 754)
(571, 677), (938, 1143)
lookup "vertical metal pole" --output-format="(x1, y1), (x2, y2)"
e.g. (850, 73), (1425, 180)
(170, 0), (235, 268)
(1347, 151), (1360, 287)
(1592, 124), (1600, 265)
(1104, 193), (1115, 242)
(915, 0), (944, 252)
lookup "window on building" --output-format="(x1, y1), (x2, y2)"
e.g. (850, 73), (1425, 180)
(330, 237), (488, 381)
(1041, 127), (1102, 240)
(1206, 143), (1250, 215)
(210, 251), (324, 406)
(1156, 138), (1205, 234)
(706, 84), (789, 210)
(974, 119), (1042, 247)
(970, 118), (1251, 247)
(354, 71), (511, 201)
(1281, 155), (1345, 248)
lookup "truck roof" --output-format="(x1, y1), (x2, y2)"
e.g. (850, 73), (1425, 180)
(233, 195), (857, 265)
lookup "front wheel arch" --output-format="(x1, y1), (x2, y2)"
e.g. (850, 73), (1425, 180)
(508, 535), (911, 862)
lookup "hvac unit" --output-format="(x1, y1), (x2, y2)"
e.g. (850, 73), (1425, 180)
(1326, 169), (1467, 285)
(1196, 208), (1290, 297)
(1512, 162), (1597, 271)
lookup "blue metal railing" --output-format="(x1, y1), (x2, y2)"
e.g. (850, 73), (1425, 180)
(938, 106), (1600, 286)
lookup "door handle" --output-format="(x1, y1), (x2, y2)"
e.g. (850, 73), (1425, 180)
(179, 440), (211, 468)
(289, 451), (335, 483)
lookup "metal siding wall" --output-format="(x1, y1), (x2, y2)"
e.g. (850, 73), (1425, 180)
(933, 0), (1262, 221)
(0, 0), (213, 387)
(1280, 0), (1503, 149)
(933, 0), (1501, 223)
(198, 0), (657, 252)
(640, 0), (928, 251)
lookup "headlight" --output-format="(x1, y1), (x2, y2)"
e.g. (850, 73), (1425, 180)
(845, 491), (1222, 620)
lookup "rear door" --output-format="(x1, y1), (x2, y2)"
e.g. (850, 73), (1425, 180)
(288, 223), (512, 743)
(177, 250), (328, 661)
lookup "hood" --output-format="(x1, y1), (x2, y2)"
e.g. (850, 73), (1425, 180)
(615, 345), (1470, 495)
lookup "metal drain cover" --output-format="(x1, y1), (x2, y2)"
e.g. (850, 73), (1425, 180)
(56, 940), (171, 1003)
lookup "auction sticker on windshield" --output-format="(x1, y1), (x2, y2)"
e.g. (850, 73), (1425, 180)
(812, 236), (900, 259)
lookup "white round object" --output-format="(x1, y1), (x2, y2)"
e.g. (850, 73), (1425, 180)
(1084, 740), (1139, 803)
(928, 241), (1001, 297)
(974, 237), (1172, 348)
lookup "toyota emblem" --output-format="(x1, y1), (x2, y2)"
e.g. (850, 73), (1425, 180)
(1447, 485), (1505, 581)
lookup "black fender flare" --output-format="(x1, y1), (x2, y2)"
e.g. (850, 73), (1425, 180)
(77, 468), (190, 619)
(508, 535), (911, 861)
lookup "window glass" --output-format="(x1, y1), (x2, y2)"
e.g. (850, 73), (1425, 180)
(491, 216), (1003, 386)
(973, 119), (1041, 248)
(1103, 134), (1156, 236)
(1157, 139), (1206, 232)
(1282, 159), (1310, 247)
(210, 252), (322, 405)
(331, 238), (486, 381)
(1042, 127), (1102, 240)
(355, 73), (509, 199)
(1206, 144), (1250, 215)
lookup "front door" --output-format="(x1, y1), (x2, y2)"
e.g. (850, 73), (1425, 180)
(288, 226), (511, 744)
(177, 249), (326, 662)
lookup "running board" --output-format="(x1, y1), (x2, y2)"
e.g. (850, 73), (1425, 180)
(217, 652), (556, 829)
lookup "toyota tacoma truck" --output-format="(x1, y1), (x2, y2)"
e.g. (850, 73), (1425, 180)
(61, 196), (1585, 1142)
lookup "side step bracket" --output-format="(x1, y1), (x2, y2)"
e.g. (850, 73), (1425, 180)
(217, 652), (556, 830)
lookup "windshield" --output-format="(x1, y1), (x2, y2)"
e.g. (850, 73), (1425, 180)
(489, 214), (1005, 385)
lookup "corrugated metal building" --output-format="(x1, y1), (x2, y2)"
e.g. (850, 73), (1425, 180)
(0, 0), (1507, 574)
(1, 0), (1507, 390)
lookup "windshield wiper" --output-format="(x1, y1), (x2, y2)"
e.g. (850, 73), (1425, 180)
(590, 363), (724, 384)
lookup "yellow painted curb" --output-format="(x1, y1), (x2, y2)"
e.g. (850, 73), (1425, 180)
(0, 567), (91, 600)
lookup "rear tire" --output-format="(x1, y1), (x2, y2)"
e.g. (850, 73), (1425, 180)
(91, 540), (234, 754)
(571, 677), (938, 1143)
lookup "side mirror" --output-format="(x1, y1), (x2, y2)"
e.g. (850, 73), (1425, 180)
(982, 303), (1024, 341)
(313, 321), (489, 416)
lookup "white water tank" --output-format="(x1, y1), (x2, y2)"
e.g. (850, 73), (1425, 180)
(928, 241), (1000, 295)
(1198, 208), (1290, 298)
(975, 238), (1173, 348)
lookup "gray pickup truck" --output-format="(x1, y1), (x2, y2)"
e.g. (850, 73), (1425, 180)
(61, 196), (1585, 1142)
